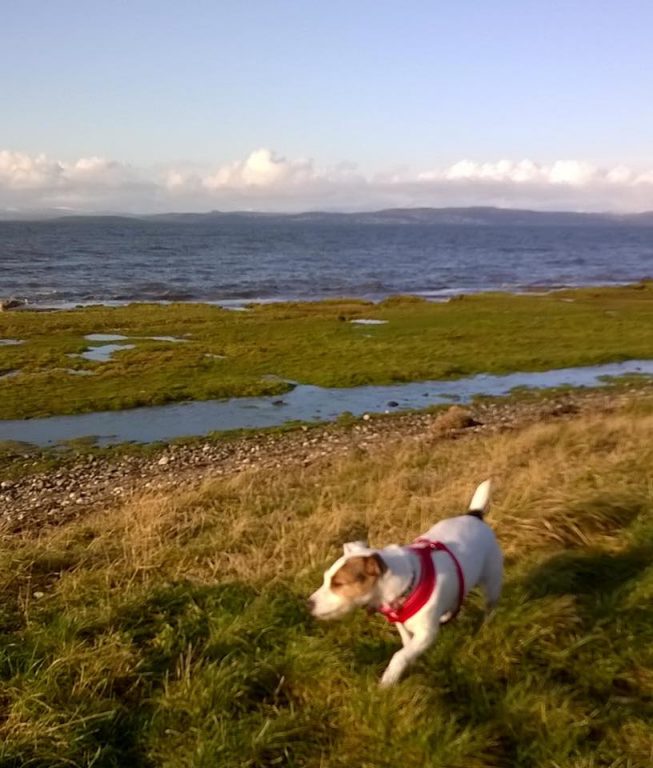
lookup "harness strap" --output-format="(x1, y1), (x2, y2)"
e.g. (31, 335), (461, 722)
(378, 538), (466, 624)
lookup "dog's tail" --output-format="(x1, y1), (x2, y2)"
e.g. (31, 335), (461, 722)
(467, 479), (492, 520)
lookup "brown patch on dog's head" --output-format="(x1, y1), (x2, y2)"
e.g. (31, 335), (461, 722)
(330, 554), (387, 598)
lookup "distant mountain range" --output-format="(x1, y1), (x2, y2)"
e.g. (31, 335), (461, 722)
(2, 206), (653, 226)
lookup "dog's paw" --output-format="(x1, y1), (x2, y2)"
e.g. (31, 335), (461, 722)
(439, 611), (453, 625)
(379, 668), (401, 688)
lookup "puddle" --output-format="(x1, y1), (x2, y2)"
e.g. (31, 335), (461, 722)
(73, 333), (187, 363)
(350, 319), (388, 325)
(2, 368), (95, 380)
(71, 344), (136, 363)
(0, 360), (651, 448)
(0, 339), (24, 346)
(86, 334), (129, 342)
(85, 333), (187, 343)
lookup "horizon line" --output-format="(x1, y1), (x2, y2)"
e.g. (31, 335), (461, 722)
(2, 203), (653, 223)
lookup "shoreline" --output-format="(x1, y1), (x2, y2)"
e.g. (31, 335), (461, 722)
(2, 384), (651, 533)
(4, 278), (647, 312)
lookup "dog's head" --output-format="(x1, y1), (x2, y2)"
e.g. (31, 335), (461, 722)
(307, 540), (387, 620)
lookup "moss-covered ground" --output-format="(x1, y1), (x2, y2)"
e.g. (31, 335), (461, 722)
(1, 282), (653, 419)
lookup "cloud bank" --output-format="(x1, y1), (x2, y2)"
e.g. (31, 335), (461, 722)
(1, 148), (652, 215)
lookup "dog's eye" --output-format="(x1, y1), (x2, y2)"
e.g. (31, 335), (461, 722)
(331, 579), (343, 588)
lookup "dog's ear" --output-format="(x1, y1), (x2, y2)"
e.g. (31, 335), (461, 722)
(343, 540), (369, 555)
(364, 553), (387, 577)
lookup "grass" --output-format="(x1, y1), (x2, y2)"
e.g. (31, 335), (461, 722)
(1, 403), (652, 766)
(1, 282), (653, 418)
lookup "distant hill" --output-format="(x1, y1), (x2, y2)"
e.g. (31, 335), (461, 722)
(2, 206), (653, 226)
(147, 206), (653, 227)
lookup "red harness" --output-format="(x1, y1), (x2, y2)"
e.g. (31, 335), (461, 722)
(377, 539), (466, 624)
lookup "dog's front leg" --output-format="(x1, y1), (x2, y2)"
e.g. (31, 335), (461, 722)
(396, 623), (412, 647)
(380, 626), (437, 687)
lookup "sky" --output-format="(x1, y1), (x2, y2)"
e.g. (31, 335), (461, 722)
(1, 0), (652, 213)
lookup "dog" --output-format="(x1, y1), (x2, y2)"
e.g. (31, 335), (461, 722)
(307, 480), (503, 686)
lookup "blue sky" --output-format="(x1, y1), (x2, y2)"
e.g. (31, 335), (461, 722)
(1, 1), (652, 212)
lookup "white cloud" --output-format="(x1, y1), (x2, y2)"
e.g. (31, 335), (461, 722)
(548, 160), (596, 185)
(1, 148), (652, 214)
(420, 158), (603, 186)
(0, 150), (64, 189)
(202, 148), (316, 189)
(0, 150), (156, 211)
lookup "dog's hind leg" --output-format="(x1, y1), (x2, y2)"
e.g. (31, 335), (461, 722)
(479, 543), (503, 615)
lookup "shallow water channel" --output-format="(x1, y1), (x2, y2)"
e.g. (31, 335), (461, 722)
(0, 360), (651, 448)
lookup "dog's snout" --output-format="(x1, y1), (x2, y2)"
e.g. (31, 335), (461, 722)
(306, 597), (315, 613)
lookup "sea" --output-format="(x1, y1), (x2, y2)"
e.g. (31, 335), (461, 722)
(1, 216), (652, 306)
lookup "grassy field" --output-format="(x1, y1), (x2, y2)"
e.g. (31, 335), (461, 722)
(0, 401), (652, 767)
(1, 282), (653, 419)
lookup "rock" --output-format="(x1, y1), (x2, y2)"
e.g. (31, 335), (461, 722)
(158, 456), (170, 466)
(0, 297), (26, 311)
(431, 406), (481, 434)
(387, 401), (399, 408)
(550, 401), (580, 416)
(272, 399), (286, 406)
(363, 413), (371, 421)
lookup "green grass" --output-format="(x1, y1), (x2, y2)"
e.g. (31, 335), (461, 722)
(1, 282), (653, 419)
(0, 406), (652, 766)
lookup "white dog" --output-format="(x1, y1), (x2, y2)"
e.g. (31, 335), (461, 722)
(307, 480), (503, 686)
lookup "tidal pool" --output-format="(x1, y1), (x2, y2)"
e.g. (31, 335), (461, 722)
(71, 333), (188, 363)
(72, 344), (136, 363)
(85, 334), (129, 342)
